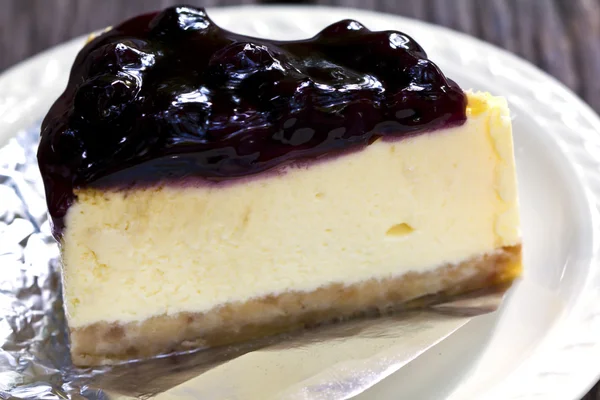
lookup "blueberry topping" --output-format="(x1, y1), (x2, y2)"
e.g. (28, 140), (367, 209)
(38, 6), (467, 238)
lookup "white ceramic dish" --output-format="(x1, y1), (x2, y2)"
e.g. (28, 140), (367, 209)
(1, 6), (600, 400)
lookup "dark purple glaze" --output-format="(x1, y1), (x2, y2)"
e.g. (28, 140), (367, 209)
(38, 6), (467, 237)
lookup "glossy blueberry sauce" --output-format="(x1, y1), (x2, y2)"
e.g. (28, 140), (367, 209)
(38, 6), (467, 237)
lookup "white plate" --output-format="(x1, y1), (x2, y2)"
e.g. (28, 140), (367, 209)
(2, 5), (600, 400)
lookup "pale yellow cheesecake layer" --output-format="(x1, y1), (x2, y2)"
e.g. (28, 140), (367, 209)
(61, 91), (520, 329)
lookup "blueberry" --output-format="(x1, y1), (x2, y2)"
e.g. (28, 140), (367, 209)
(317, 19), (369, 39)
(74, 72), (140, 123)
(408, 60), (446, 89)
(157, 102), (211, 147)
(318, 31), (423, 87)
(149, 6), (212, 37)
(86, 40), (157, 76)
(154, 84), (214, 147)
(387, 32), (426, 58)
(208, 42), (286, 80)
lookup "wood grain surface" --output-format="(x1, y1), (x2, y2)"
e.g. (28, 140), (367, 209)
(2, 0), (600, 398)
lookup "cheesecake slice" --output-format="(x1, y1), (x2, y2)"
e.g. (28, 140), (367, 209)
(38, 6), (521, 366)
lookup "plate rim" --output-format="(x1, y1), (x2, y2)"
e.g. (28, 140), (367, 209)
(1, 5), (600, 400)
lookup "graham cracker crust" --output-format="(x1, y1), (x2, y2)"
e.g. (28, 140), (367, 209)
(70, 245), (521, 366)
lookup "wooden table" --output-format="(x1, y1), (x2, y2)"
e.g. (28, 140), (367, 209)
(2, 1), (600, 398)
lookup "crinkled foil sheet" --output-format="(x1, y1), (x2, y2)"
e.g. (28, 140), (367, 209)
(0, 125), (508, 400)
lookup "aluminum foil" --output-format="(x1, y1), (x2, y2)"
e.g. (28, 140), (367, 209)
(0, 124), (507, 400)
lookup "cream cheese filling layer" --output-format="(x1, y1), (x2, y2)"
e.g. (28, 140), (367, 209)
(61, 92), (520, 328)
